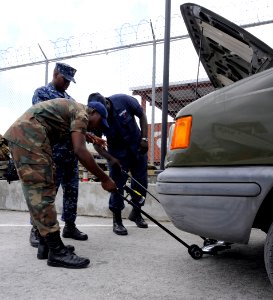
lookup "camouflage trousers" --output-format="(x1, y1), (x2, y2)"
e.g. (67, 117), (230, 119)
(8, 142), (60, 237)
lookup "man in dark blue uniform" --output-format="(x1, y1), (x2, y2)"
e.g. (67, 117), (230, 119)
(87, 93), (149, 235)
(30, 62), (88, 247)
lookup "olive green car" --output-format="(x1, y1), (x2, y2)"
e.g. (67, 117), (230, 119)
(156, 3), (273, 284)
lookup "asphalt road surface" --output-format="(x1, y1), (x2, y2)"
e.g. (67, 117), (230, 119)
(0, 210), (272, 300)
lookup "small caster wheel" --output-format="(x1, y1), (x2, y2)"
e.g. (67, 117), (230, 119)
(188, 244), (203, 260)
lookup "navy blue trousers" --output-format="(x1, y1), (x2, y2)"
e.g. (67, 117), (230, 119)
(109, 151), (148, 212)
(52, 141), (79, 224)
(55, 156), (79, 223)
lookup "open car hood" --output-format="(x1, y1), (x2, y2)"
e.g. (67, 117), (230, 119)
(181, 3), (273, 88)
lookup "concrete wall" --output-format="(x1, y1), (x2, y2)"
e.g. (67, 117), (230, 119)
(0, 181), (170, 221)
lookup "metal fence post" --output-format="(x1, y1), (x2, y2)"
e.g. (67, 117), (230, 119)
(160, 0), (171, 170)
(150, 19), (156, 166)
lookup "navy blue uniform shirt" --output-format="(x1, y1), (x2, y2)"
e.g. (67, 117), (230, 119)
(103, 94), (144, 156)
(32, 82), (73, 104)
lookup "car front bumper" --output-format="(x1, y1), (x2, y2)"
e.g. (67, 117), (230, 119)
(156, 166), (273, 243)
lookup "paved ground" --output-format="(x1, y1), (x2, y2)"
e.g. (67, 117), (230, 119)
(0, 210), (272, 300)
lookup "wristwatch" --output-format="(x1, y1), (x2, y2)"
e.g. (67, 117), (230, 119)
(141, 137), (148, 142)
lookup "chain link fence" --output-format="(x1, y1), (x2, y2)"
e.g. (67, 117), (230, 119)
(1, 1), (273, 166)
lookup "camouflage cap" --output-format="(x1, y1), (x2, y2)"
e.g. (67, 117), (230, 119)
(55, 62), (77, 83)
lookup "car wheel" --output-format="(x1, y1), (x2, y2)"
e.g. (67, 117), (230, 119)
(264, 222), (273, 285)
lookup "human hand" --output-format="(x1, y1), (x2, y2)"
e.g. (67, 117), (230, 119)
(92, 136), (107, 149)
(139, 139), (148, 154)
(86, 132), (107, 149)
(101, 177), (117, 192)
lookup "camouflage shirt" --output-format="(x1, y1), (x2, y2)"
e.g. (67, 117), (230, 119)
(32, 82), (74, 104)
(4, 99), (89, 152)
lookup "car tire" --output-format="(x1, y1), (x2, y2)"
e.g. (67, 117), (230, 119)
(264, 222), (273, 285)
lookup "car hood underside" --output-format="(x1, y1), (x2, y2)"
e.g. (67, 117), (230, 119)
(181, 3), (273, 88)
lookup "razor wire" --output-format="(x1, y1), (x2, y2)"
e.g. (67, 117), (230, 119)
(2, 0), (273, 71)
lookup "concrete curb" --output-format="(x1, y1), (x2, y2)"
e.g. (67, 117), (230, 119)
(0, 181), (170, 221)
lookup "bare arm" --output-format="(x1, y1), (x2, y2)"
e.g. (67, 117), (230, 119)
(139, 112), (149, 154)
(94, 143), (121, 166)
(94, 143), (114, 161)
(139, 112), (148, 139)
(71, 131), (116, 191)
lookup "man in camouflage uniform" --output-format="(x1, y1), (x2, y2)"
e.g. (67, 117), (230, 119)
(30, 62), (88, 247)
(4, 99), (116, 268)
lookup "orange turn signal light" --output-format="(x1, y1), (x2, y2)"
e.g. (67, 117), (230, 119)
(170, 116), (192, 149)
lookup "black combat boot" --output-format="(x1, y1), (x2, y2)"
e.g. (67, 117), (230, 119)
(37, 233), (75, 260)
(29, 226), (40, 248)
(45, 231), (90, 268)
(128, 207), (148, 228)
(113, 210), (128, 235)
(62, 222), (88, 241)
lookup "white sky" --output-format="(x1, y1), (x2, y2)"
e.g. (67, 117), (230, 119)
(1, 0), (272, 49)
(1, 0), (273, 134)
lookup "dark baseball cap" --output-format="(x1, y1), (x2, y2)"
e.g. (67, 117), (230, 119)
(87, 92), (107, 107)
(88, 101), (109, 128)
(55, 62), (77, 83)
